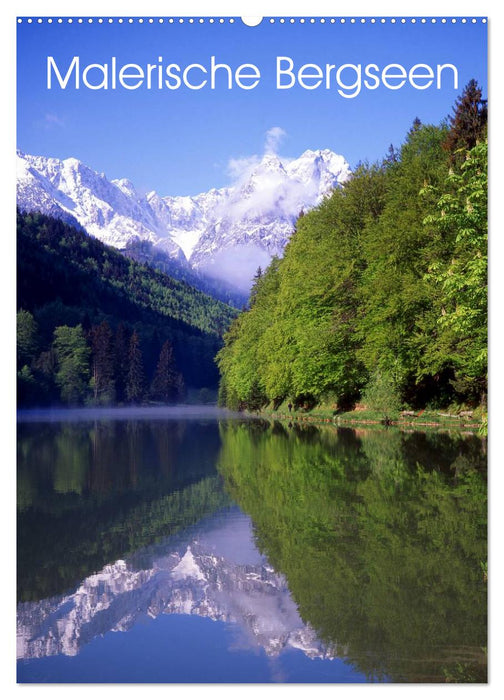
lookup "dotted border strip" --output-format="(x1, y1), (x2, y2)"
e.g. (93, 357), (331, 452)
(17, 17), (488, 25)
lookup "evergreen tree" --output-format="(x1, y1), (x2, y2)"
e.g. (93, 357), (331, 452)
(33, 347), (59, 403)
(409, 117), (422, 133)
(386, 144), (399, 164)
(249, 266), (263, 307)
(150, 340), (185, 402)
(89, 321), (115, 404)
(126, 330), (145, 403)
(444, 79), (487, 163)
(16, 207), (237, 406)
(114, 323), (129, 403)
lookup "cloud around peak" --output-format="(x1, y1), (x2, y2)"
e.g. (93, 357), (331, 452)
(225, 127), (288, 183)
(264, 126), (287, 155)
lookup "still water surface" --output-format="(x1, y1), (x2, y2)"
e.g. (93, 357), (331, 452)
(17, 408), (487, 683)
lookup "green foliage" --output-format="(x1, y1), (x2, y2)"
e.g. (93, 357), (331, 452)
(218, 89), (487, 414)
(53, 325), (90, 404)
(150, 340), (185, 402)
(89, 320), (115, 404)
(113, 322), (129, 403)
(421, 140), (487, 402)
(17, 309), (39, 369)
(17, 210), (237, 403)
(126, 330), (145, 403)
(356, 124), (449, 398)
(217, 421), (487, 681)
(217, 165), (386, 411)
(360, 368), (402, 422)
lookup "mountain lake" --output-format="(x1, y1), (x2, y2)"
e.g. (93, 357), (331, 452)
(17, 406), (487, 683)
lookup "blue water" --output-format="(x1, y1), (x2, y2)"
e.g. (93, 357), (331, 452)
(17, 408), (486, 683)
(18, 612), (367, 684)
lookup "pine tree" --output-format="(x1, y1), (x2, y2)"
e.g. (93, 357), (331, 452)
(114, 323), (129, 403)
(126, 330), (145, 403)
(249, 267), (263, 307)
(150, 340), (184, 402)
(409, 117), (422, 134)
(89, 321), (115, 404)
(386, 144), (399, 164)
(444, 79), (487, 163)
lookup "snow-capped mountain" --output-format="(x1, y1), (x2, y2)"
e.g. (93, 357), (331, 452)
(17, 532), (337, 662)
(17, 152), (184, 260)
(17, 148), (350, 291)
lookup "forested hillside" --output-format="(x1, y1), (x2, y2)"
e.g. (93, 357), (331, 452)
(122, 238), (248, 309)
(217, 81), (487, 415)
(17, 210), (237, 406)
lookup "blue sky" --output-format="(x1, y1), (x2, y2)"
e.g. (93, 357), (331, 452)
(17, 17), (487, 196)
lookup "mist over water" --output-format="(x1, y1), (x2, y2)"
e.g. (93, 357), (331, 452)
(17, 404), (244, 423)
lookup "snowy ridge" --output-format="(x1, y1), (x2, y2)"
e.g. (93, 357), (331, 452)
(17, 539), (337, 662)
(17, 148), (350, 291)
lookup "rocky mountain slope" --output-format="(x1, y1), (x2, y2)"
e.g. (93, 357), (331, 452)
(17, 148), (350, 291)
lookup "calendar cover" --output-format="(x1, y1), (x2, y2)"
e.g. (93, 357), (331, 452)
(16, 14), (488, 684)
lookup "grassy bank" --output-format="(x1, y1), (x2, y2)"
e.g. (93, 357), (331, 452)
(255, 401), (485, 433)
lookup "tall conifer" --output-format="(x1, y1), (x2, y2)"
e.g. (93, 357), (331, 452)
(126, 330), (145, 403)
(150, 340), (184, 402)
(89, 321), (115, 403)
(114, 323), (129, 402)
(444, 79), (487, 162)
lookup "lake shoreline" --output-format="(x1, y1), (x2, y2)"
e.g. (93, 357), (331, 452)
(253, 407), (483, 434)
(16, 402), (484, 434)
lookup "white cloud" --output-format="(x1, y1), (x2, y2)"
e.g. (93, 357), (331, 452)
(221, 127), (322, 223)
(264, 126), (287, 154)
(226, 127), (288, 182)
(201, 244), (272, 292)
(43, 113), (65, 128)
(226, 155), (260, 180)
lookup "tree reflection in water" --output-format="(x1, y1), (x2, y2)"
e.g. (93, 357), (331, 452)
(217, 421), (487, 683)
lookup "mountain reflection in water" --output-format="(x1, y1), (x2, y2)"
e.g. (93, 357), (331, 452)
(17, 509), (335, 664)
(17, 410), (487, 683)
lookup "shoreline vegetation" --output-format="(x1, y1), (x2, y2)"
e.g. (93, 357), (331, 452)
(252, 401), (484, 433)
(217, 82), (488, 434)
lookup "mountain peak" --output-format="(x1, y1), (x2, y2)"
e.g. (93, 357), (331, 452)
(250, 152), (286, 177)
(17, 147), (351, 291)
(260, 151), (283, 164)
(112, 177), (138, 197)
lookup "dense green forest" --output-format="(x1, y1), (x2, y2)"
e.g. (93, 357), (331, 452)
(17, 210), (237, 406)
(217, 81), (488, 416)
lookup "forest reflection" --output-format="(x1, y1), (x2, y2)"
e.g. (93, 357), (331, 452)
(17, 417), (230, 601)
(217, 421), (487, 683)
